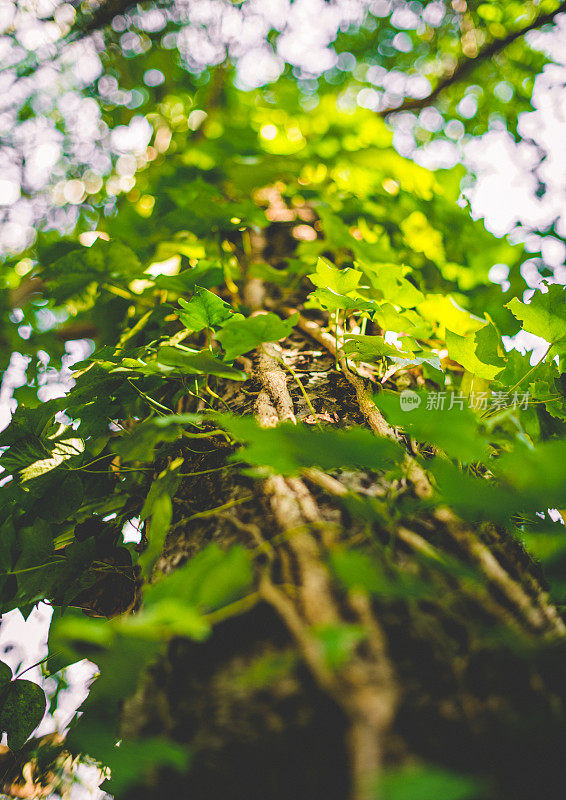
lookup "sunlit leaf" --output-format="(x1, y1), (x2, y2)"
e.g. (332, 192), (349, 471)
(507, 284), (566, 347)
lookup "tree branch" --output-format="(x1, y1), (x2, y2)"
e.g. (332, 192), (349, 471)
(379, 1), (566, 117)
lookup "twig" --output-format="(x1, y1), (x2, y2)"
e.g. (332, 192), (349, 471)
(255, 343), (297, 424)
(287, 310), (394, 440)
(281, 359), (322, 428)
(379, 2), (566, 117)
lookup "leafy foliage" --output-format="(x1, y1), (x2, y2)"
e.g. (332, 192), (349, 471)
(0, 9), (566, 796)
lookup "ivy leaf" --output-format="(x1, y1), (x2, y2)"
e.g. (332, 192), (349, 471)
(145, 544), (253, 613)
(44, 240), (141, 305)
(495, 348), (534, 389)
(308, 257), (363, 295)
(139, 462), (181, 577)
(0, 400), (62, 449)
(373, 304), (432, 338)
(312, 624), (366, 670)
(120, 599), (211, 641)
(219, 416), (402, 475)
(381, 765), (484, 800)
(19, 436), (85, 483)
(0, 679), (46, 750)
(375, 392), (488, 463)
(194, 546), (253, 611)
(39, 473), (84, 523)
(475, 321), (506, 370)
(446, 325), (504, 380)
(330, 549), (427, 599)
(507, 284), (566, 346)
(139, 457), (184, 573)
(390, 353), (443, 373)
(0, 661), (12, 688)
(343, 334), (415, 361)
(93, 736), (190, 797)
(154, 261), (224, 292)
(178, 287), (233, 332)
(16, 520), (54, 572)
(360, 262), (424, 308)
(305, 288), (376, 313)
(430, 460), (517, 522)
(0, 519), (16, 573)
(13, 520), (57, 603)
(216, 313), (298, 360)
(495, 439), (566, 510)
(112, 421), (183, 462)
(418, 295), (483, 337)
(156, 347), (247, 380)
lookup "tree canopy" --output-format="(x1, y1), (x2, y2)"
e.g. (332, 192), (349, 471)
(1, 2), (566, 799)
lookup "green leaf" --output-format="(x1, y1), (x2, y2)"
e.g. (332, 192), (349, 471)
(446, 326), (504, 380)
(374, 392), (488, 463)
(13, 520), (58, 604)
(306, 288), (376, 313)
(495, 348), (535, 389)
(156, 347), (247, 380)
(16, 520), (54, 571)
(145, 544), (253, 613)
(330, 549), (426, 598)
(360, 263), (424, 308)
(372, 304), (431, 338)
(495, 439), (566, 510)
(44, 239), (141, 305)
(19, 436), (85, 483)
(390, 353), (443, 373)
(154, 261), (224, 292)
(113, 421), (182, 462)
(507, 284), (566, 345)
(308, 257), (363, 295)
(312, 624), (366, 670)
(418, 295), (483, 337)
(0, 661), (12, 688)
(119, 599), (210, 641)
(343, 335), (415, 362)
(178, 287), (233, 332)
(0, 519), (16, 573)
(215, 313), (298, 360)
(430, 460), (517, 522)
(195, 545), (253, 611)
(218, 416), (402, 475)
(139, 460), (182, 576)
(0, 679), (46, 750)
(39, 473), (84, 523)
(139, 490), (173, 577)
(381, 765), (484, 800)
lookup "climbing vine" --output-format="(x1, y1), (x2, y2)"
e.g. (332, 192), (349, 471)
(1, 63), (566, 798)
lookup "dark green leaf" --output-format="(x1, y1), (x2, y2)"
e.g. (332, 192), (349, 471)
(0, 679), (46, 750)
(178, 287), (233, 331)
(215, 313), (298, 360)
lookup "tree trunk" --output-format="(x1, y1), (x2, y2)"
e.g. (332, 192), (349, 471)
(116, 271), (566, 800)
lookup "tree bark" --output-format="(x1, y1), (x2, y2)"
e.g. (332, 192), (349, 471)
(116, 271), (566, 800)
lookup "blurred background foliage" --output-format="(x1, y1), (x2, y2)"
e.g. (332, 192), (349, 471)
(3, 0), (566, 398)
(1, 1), (566, 798)
(1, 0), (565, 257)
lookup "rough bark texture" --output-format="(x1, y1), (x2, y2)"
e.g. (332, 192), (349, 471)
(116, 308), (566, 800)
